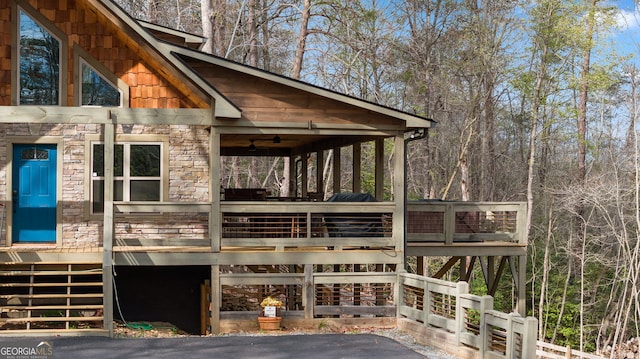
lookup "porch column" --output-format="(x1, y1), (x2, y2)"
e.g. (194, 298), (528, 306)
(316, 150), (324, 195)
(332, 147), (341, 194)
(102, 120), (115, 335)
(288, 156), (296, 196)
(301, 151), (308, 198)
(375, 139), (384, 200)
(393, 135), (405, 264)
(209, 123), (221, 252)
(353, 143), (361, 193)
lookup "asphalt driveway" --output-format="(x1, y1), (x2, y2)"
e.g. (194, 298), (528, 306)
(0, 334), (428, 359)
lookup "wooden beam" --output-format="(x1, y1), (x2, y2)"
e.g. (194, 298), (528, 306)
(517, 255), (527, 316)
(115, 202), (212, 213)
(112, 108), (211, 125)
(433, 257), (462, 279)
(113, 250), (404, 266)
(288, 155), (296, 196)
(316, 150), (324, 194)
(375, 139), (385, 200)
(0, 106), (211, 125)
(353, 143), (361, 193)
(406, 243), (527, 257)
(301, 151), (308, 198)
(210, 124), (222, 252)
(102, 121), (115, 336)
(220, 147), (291, 157)
(393, 135), (404, 258)
(210, 265), (220, 334)
(0, 252), (102, 263)
(460, 256), (477, 282)
(333, 147), (341, 194)
(488, 257), (508, 296)
(304, 264), (314, 320)
(217, 122), (399, 136)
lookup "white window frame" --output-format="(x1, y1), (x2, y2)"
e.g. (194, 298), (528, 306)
(85, 135), (169, 218)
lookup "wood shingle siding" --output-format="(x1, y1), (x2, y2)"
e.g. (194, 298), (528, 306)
(0, 0), (208, 109)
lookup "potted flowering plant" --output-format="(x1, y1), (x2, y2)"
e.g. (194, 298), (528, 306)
(258, 296), (283, 330)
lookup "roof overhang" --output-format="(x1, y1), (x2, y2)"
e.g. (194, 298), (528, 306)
(166, 44), (434, 129)
(92, 0), (241, 118)
(137, 20), (207, 50)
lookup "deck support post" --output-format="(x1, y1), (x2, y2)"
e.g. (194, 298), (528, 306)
(102, 120), (115, 336)
(394, 134), (405, 262)
(210, 264), (220, 334)
(209, 115), (221, 252)
(517, 255), (526, 316)
(304, 264), (314, 319)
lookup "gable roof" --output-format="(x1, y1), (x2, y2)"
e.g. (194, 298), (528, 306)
(92, 0), (241, 118)
(168, 44), (434, 129)
(95, 0), (433, 128)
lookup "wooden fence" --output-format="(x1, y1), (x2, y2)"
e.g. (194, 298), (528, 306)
(397, 272), (538, 359)
(536, 341), (606, 359)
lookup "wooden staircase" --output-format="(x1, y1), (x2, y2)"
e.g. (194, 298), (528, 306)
(0, 263), (105, 334)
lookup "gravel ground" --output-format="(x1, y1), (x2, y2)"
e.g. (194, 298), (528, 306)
(113, 322), (459, 358)
(202, 328), (459, 359)
(362, 328), (460, 359)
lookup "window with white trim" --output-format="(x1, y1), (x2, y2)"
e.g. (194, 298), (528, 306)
(91, 142), (163, 214)
(18, 8), (61, 105)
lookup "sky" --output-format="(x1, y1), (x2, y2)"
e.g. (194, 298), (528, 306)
(615, 0), (639, 61)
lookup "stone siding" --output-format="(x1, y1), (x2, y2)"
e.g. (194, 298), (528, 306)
(0, 123), (211, 247)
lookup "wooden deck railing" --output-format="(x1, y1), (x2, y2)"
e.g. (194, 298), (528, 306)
(398, 272), (537, 359)
(113, 202), (214, 249)
(111, 200), (527, 251)
(407, 201), (527, 245)
(111, 201), (395, 251)
(217, 268), (397, 321)
(221, 202), (394, 250)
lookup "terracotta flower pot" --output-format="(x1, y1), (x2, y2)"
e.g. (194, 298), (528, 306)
(258, 316), (282, 330)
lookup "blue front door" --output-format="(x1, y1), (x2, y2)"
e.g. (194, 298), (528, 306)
(12, 144), (57, 243)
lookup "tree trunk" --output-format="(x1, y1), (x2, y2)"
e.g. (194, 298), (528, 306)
(577, 0), (597, 183)
(201, 0), (214, 54)
(247, 0), (259, 67)
(291, 0), (311, 79)
(200, 0), (227, 56)
(538, 207), (554, 339)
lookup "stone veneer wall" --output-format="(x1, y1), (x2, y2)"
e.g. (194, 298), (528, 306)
(0, 123), (211, 248)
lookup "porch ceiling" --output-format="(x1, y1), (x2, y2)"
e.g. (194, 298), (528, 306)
(220, 133), (382, 156)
